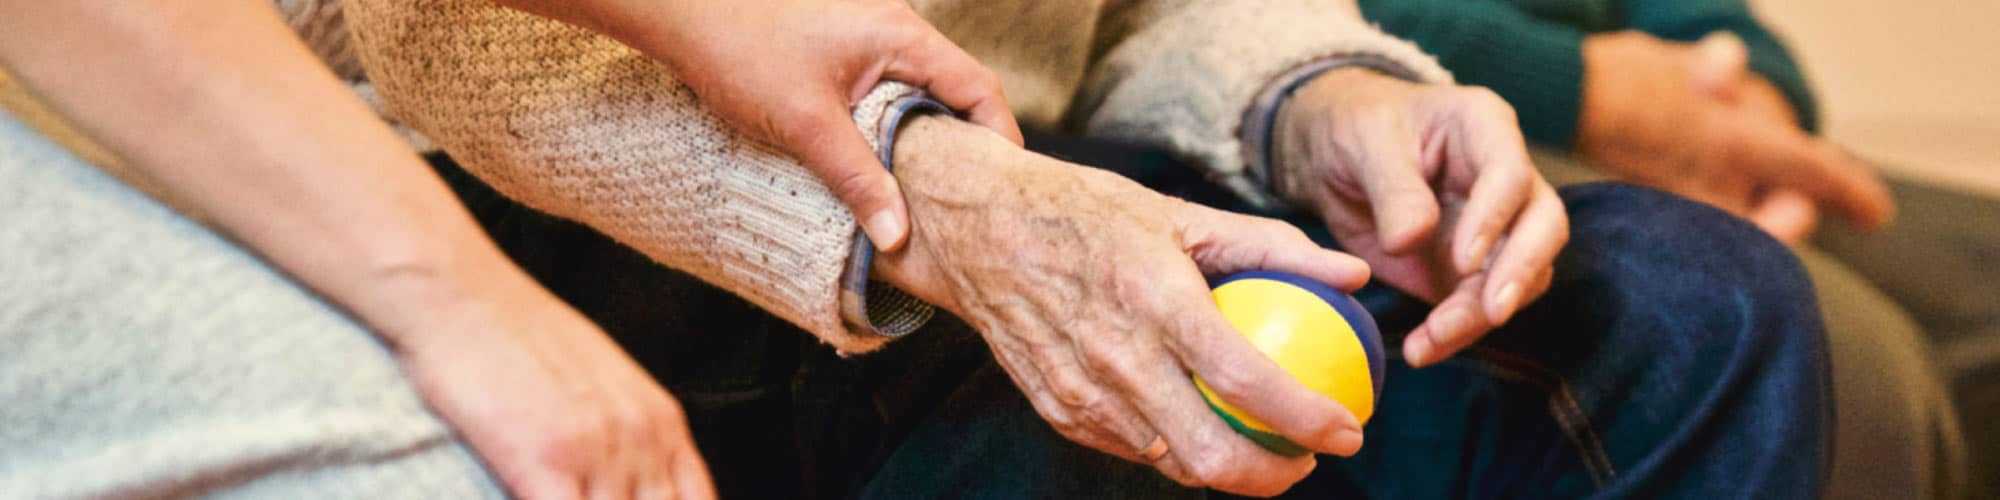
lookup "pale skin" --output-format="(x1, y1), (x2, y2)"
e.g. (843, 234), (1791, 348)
(872, 68), (1564, 493)
(1577, 31), (1895, 244)
(497, 0), (1024, 253)
(2, 1), (1560, 499)
(0, 1), (712, 499)
(1272, 68), (1568, 367)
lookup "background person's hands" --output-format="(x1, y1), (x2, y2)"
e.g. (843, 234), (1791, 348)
(1577, 31), (1894, 243)
(497, 0), (1023, 251)
(875, 117), (1373, 497)
(390, 282), (716, 500)
(1272, 68), (1568, 367)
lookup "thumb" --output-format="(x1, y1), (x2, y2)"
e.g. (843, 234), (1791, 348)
(881, 26), (1025, 145)
(1688, 31), (1749, 98)
(778, 99), (913, 252)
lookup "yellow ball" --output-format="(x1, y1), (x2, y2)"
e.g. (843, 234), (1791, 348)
(1196, 271), (1385, 456)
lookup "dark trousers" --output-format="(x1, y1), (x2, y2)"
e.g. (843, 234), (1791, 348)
(430, 132), (1831, 499)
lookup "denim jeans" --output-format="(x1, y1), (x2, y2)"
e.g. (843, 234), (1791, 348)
(431, 132), (1831, 498)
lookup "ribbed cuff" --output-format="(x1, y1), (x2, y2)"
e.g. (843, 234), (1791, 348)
(1446, 22), (1587, 148)
(838, 94), (947, 340)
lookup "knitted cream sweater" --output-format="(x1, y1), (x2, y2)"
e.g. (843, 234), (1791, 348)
(289, 0), (1449, 354)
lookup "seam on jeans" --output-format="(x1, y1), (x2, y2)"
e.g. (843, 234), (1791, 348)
(1462, 346), (1617, 488)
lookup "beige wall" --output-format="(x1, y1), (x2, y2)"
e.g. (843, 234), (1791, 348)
(1751, 0), (2000, 196)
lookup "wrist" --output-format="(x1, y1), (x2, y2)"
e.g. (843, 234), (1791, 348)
(869, 115), (1014, 314)
(1272, 67), (1403, 205)
(876, 115), (1074, 317)
(342, 225), (583, 351)
(1576, 34), (1646, 158)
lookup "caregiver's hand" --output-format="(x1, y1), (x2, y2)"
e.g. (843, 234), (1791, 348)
(497, 0), (1023, 251)
(391, 280), (715, 500)
(1272, 67), (1568, 367)
(874, 116), (1370, 497)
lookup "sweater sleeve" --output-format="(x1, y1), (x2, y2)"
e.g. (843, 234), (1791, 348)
(1069, 0), (1451, 211)
(1358, 0), (1589, 148)
(1619, 0), (1821, 131)
(342, 0), (933, 354)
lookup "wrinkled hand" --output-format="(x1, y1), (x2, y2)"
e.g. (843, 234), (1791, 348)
(1272, 68), (1567, 367)
(876, 117), (1372, 496)
(392, 288), (714, 500)
(1578, 31), (1893, 243)
(499, 0), (1023, 251)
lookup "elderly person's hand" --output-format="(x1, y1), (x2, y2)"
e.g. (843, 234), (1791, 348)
(1271, 68), (1567, 367)
(875, 116), (1372, 496)
(496, 0), (1022, 251)
(1577, 31), (1894, 243)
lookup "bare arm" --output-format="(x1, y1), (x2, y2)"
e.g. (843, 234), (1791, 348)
(0, 1), (713, 498)
(0, 0), (517, 335)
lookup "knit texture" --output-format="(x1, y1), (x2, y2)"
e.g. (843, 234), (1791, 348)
(335, 0), (1448, 352)
(344, 0), (921, 353)
(1071, 0), (1452, 209)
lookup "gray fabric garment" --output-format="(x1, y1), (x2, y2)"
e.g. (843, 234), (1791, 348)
(1531, 149), (1972, 499)
(0, 111), (505, 499)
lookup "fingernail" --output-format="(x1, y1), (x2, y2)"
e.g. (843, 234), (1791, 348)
(1461, 234), (1493, 272)
(864, 210), (904, 252)
(1491, 281), (1522, 324)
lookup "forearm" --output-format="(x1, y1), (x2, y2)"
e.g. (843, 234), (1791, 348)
(0, 0), (557, 340)
(872, 115), (1021, 314)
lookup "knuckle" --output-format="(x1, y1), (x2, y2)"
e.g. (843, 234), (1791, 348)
(1182, 450), (1238, 486)
(974, 68), (1007, 94)
(1197, 365), (1257, 402)
(1075, 397), (1118, 427)
(1465, 87), (1517, 118)
(769, 104), (825, 145)
(1046, 375), (1096, 408)
(1078, 344), (1135, 382)
(827, 165), (881, 200)
(1044, 410), (1084, 437)
(615, 405), (653, 433)
(536, 421), (600, 468)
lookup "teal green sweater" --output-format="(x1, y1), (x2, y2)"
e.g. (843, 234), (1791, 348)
(1357, 0), (1818, 148)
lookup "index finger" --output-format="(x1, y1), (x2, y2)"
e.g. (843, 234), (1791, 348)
(1726, 121), (1894, 229)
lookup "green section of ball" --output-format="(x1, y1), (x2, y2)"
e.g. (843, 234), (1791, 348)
(1203, 398), (1309, 456)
